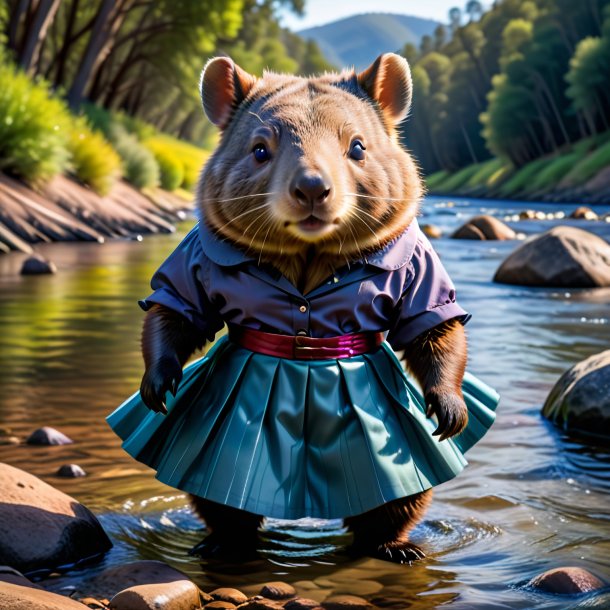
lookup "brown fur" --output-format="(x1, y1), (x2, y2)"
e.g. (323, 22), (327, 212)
(139, 55), (468, 562)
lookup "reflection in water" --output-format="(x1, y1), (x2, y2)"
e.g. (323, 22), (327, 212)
(1, 198), (609, 609)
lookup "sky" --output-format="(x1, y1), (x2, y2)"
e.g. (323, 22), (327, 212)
(280, 0), (479, 30)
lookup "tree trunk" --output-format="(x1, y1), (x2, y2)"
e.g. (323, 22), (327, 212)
(66, 0), (132, 109)
(18, 0), (61, 73)
(52, 0), (80, 87)
(7, 0), (29, 52)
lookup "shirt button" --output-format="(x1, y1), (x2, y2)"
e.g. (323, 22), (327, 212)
(299, 305), (307, 313)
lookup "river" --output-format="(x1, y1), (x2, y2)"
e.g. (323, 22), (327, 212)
(0, 196), (609, 609)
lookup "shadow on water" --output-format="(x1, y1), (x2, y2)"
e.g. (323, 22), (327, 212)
(1, 197), (610, 608)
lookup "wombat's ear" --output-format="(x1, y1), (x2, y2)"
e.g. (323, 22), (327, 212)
(200, 57), (258, 129)
(357, 53), (412, 126)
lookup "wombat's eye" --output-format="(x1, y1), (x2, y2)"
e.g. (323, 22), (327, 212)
(252, 143), (271, 163)
(349, 140), (366, 161)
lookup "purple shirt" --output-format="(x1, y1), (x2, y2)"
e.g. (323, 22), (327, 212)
(140, 219), (469, 349)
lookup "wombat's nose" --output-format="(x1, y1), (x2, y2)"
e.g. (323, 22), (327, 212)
(290, 171), (332, 208)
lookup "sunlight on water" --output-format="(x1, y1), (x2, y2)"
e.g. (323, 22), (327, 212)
(1, 198), (609, 609)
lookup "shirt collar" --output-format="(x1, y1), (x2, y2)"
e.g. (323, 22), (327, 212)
(198, 214), (419, 271)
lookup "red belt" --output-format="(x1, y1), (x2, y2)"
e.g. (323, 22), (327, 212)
(228, 326), (384, 360)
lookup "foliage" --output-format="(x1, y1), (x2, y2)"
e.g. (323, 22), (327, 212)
(526, 152), (580, 193)
(109, 125), (159, 189)
(496, 157), (551, 197)
(562, 140), (610, 185)
(0, 60), (70, 182)
(67, 117), (121, 195)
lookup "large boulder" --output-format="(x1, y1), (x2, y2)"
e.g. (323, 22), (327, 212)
(570, 206), (598, 220)
(0, 463), (112, 574)
(542, 350), (610, 439)
(452, 215), (516, 240)
(528, 567), (604, 594)
(494, 226), (610, 287)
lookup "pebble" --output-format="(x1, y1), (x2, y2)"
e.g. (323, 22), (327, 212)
(0, 435), (20, 445)
(56, 464), (87, 478)
(322, 595), (373, 609)
(528, 566), (605, 594)
(237, 600), (284, 610)
(284, 598), (324, 610)
(260, 581), (296, 600)
(205, 602), (236, 609)
(109, 581), (201, 610)
(210, 588), (248, 605)
(26, 426), (73, 445)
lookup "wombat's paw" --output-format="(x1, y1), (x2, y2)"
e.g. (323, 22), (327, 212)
(140, 356), (183, 415)
(189, 531), (259, 562)
(372, 541), (426, 564)
(425, 390), (468, 441)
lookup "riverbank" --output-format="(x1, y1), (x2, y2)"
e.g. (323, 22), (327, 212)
(0, 172), (192, 255)
(425, 134), (610, 205)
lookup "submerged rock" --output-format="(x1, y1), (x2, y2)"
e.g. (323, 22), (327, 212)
(494, 226), (610, 287)
(26, 426), (73, 446)
(542, 350), (610, 439)
(285, 599), (324, 610)
(56, 464), (87, 478)
(528, 567), (605, 594)
(20, 255), (57, 276)
(452, 215), (516, 240)
(322, 596), (373, 609)
(0, 463), (111, 575)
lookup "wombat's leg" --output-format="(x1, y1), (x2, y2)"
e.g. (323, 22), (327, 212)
(189, 495), (264, 559)
(344, 490), (432, 563)
(402, 318), (468, 441)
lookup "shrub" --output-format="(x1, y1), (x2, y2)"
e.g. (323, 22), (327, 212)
(67, 118), (122, 195)
(466, 158), (506, 189)
(0, 61), (70, 182)
(497, 157), (550, 197)
(109, 125), (159, 189)
(143, 140), (184, 191)
(527, 152), (581, 193)
(433, 164), (482, 193)
(425, 170), (449, 190)
(144, 134), (208, 190)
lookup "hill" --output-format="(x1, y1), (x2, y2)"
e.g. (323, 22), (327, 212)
(299, 13), (440, 70)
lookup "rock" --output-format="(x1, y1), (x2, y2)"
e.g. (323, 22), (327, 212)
(91, 561), (194, 598)
(519, 210), (537, 220)
(210, 588), (248, 605)
(542, 350), (610, 438)
(109, 581), (201, 610)
(285, 599), (324, 610)
(322, 596), (373, 609)
(421, 224), (442, 239)
(0, 581), (90, 609)
(570, 206), (598, 220)
(494, 226), (610, 287)
(20, 255), (57, 275)
(528, 567), (604, 594)
(205, 602), (236, 609)
(0, 436), (20, 445)
(452, 215), (516, 240)
(26, 426), (73, 445)
(0, 464), (111, 575)
(236, 600), (284, 610)
(0, 566), (43, 589)
(260, 582), (296, 600)
(56, 464), (87, 478)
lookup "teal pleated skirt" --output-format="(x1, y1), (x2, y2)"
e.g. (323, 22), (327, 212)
(107, 337), (498, 519)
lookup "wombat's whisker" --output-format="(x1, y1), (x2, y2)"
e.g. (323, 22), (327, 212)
(213, 202), (273, 233)
(200, 192), (278, 204)
(351, 211), (382, 247)
(345, 192), (404, 202)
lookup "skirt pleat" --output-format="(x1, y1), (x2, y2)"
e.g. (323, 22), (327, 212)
(107, 336), (499, 519)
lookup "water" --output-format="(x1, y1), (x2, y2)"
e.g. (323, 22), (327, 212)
(1, 196), (609, 608)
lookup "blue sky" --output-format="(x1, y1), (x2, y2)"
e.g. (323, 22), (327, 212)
(280, 0), (483, 30)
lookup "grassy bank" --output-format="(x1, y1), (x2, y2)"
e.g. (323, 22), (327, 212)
(425, 131), (610, 203)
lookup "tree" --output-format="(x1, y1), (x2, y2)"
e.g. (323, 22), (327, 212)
(449, 7), (462, 32)
(466, 1), (483, 22)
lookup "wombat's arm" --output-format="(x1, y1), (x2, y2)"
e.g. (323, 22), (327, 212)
(140, 303), (207, 414)
(402, 318), (468, 441)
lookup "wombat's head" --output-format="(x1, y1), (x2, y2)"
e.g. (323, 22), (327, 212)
(198, 53), (422, 259)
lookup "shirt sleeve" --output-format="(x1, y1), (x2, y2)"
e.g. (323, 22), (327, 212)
(387, 233), (470, 349)
(138, 227), (224, 341)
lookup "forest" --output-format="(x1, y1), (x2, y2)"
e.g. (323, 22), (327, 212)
(401, 0), (610, 201)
